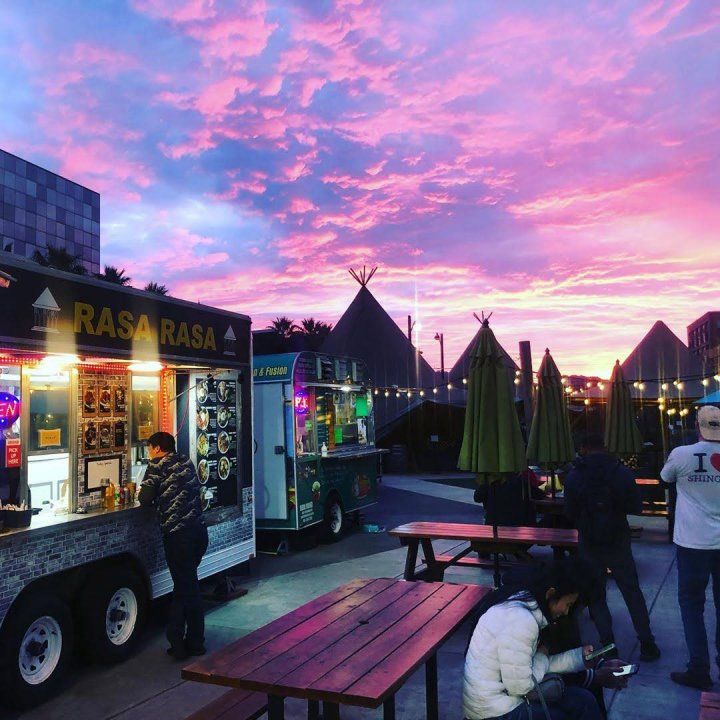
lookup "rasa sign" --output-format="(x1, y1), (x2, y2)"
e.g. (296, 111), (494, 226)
(0, 259), (251, 366)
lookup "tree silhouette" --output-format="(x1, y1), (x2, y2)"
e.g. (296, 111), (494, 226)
(267, 316), (300, 339)
(300, 318), (333, 350)
(98, 265), (132, 286)
(144, 281), (169, 295)
(32, 246), (87, 275)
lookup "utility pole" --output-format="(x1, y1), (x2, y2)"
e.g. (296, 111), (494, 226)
(407, 315), (416, 344)
(434, 332), (445, 382)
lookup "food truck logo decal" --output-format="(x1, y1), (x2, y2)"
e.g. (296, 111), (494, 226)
(73, 303), (217, 350)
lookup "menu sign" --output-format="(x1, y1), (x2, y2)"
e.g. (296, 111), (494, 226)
(195, 377), (238, 511)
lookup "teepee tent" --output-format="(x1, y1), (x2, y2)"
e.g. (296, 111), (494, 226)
(321, 268), (436, 436)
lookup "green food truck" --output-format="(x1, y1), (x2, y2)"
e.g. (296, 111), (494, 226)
(253, 352), (381, 539)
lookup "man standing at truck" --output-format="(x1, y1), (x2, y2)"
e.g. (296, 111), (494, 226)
(139, 431), (208, 660)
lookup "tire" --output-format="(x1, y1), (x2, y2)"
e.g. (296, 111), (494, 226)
(323, 494), (345, 542)
(78, 566), (147, 664)
(0, 593), (74, 709)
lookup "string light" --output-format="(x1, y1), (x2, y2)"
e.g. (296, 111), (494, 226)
(561, 377), (568, 385)
(702, 378), (710, 387)
(638, 382), (646, 391)
(661, 383), (669, 391)
(633, 381), (639, 388)
(395, 391), (400, 398)
(715, 375), (720, 382)
(680, 408), (690, 417)
(447, 383), (453, 390)
(514, 378), (521, 385)
(565, 386), (572, 394)
(677, 382), (685, 391)
(419, 390), (425, 397)
(667, 408), (677, 415)
(597, 382), (604, 390)
(432, 387), (438, 394)
(658, 403), (665, 411)
(374, 389), (379, 396)
(462, 378), (467, 385)
(584, 398), (590, 405)
(384, 390), (389, 398)
(406, 391), (412, 399)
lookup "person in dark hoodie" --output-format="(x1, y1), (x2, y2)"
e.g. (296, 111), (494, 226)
(563, 434), (660, 662)
(139, 431), (208, 660)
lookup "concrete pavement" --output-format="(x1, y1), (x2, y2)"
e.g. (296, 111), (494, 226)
(10, 474), (713, 719)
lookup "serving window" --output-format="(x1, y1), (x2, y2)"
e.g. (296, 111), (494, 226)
(297, 386), (373, 455)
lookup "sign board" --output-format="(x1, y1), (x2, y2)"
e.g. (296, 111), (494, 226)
(84, 455), (122, 493)
(0, 257), (251, 367)
(38, 428), (62, 448)
(5, 438), (20, 468)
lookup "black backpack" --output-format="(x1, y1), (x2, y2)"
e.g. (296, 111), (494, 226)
(578, 462), (624, 545)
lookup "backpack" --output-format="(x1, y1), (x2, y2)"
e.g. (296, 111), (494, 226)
(577, 462), (624, 545)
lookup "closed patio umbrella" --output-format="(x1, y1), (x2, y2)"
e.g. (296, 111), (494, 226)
(605, 360), (642, 455)
(526, 349), (574, 496)
(458, 315), (525, 585)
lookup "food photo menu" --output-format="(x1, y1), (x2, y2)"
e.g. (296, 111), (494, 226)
(195, 378), (237, 510)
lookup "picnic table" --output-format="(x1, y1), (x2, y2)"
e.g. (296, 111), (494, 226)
(182, 577), (491, 720)
(700, 691), (720, 719)
(388, 522), (578, 581)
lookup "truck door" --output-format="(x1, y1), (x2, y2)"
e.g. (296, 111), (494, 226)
(253, 383), (288, 519)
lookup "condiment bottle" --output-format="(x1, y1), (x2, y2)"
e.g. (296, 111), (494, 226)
(105, 482), (116, 510)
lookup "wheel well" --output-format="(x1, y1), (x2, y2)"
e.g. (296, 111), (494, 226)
(0, 554), (151, 637)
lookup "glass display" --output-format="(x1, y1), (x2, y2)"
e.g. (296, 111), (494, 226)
(131, 374), (160, 483)
(296, 386), (374, 455)
(27, 369), (71, 512)
(0, 366), (21, 505)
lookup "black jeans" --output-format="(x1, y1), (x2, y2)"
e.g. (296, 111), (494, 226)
(580, 536), (654, 646)
(676, 544), (720, 675)
(163, 524), (209, 649)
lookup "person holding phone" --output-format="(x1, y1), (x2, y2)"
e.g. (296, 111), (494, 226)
(463, 559), (603, 720)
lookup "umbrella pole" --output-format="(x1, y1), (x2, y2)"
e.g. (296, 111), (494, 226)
(491, 479), (501, 587)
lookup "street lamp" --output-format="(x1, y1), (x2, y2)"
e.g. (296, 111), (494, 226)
(434, 332), (445, 383)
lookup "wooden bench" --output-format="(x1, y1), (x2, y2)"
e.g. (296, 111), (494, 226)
(185, 688), (267, 720)
(389, 522), (578, 582)
(700, 692), (720, 720)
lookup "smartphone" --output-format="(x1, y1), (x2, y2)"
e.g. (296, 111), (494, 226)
(584, 643), (616, 661)
(612, 664), (639, 677)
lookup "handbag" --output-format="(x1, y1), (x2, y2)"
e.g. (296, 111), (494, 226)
(525, 673), (564, 720)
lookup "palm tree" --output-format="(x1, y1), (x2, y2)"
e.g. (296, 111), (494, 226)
(98, 265), (132, 286)
(300, 318), (333, 350)
(144, 281), (169, 295)
(267, 316), (300, 339)
(32, 246), (87, 275)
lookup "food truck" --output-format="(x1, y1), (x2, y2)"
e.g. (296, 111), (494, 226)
(253, 352), (381, 540)
(0, 255), (254, 708)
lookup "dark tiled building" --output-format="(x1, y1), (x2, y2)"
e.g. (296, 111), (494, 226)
(0, 148), (100, 273)
(688, 311), (720, 370)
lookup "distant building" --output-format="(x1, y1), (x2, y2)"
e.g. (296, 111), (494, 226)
(0, 148), (100, 273)
(687, 311), (720, 370)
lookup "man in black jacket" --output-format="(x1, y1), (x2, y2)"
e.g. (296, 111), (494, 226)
(139, 431), (208, 659)
(564, 434), (660, 662)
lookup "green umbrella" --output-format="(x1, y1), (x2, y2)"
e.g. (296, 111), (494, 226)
(458, 317), (526, 480)
(526, 348), (574, 470)
(458, 316), (525, 585)
(605, 360), (642, 455)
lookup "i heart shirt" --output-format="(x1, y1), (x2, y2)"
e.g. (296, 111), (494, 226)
(661, 440), (720, 549)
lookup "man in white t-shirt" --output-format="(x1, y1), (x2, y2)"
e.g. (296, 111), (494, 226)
(661, 405), (720, 690)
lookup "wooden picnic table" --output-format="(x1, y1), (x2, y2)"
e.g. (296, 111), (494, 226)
(182, 577), (491, 720)
(388, 522), (578, 581)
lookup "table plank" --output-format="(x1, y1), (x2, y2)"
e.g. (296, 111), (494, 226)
(306, 584), (480, 705)
(243, 581), (443, 690)
(183, 578), (394, 684)
(389, 522), (577, 546)
(344, 584), (489, 704)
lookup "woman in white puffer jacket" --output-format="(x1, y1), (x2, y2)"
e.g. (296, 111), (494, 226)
(463, 560), (603, 720)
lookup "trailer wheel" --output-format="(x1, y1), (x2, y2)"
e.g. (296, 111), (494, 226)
(78, 567), (147, 664)
(0, 594), (74, 709)
(323, 494), (345, 542)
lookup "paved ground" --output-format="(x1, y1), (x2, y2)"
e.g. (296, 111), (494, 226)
(10, 474), (712, 719)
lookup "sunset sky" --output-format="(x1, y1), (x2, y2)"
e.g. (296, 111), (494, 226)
(1, 0), (718, 376)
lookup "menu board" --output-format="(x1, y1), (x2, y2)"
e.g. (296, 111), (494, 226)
(80, 378), (129, 457)
(195, 377), (238, 511)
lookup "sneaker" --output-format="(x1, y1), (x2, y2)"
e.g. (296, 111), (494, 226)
(670, 670), (712, 690)
(640, 640), (661, 662)
(166, 645), (189, 661)
(185, 643), (207, 657)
